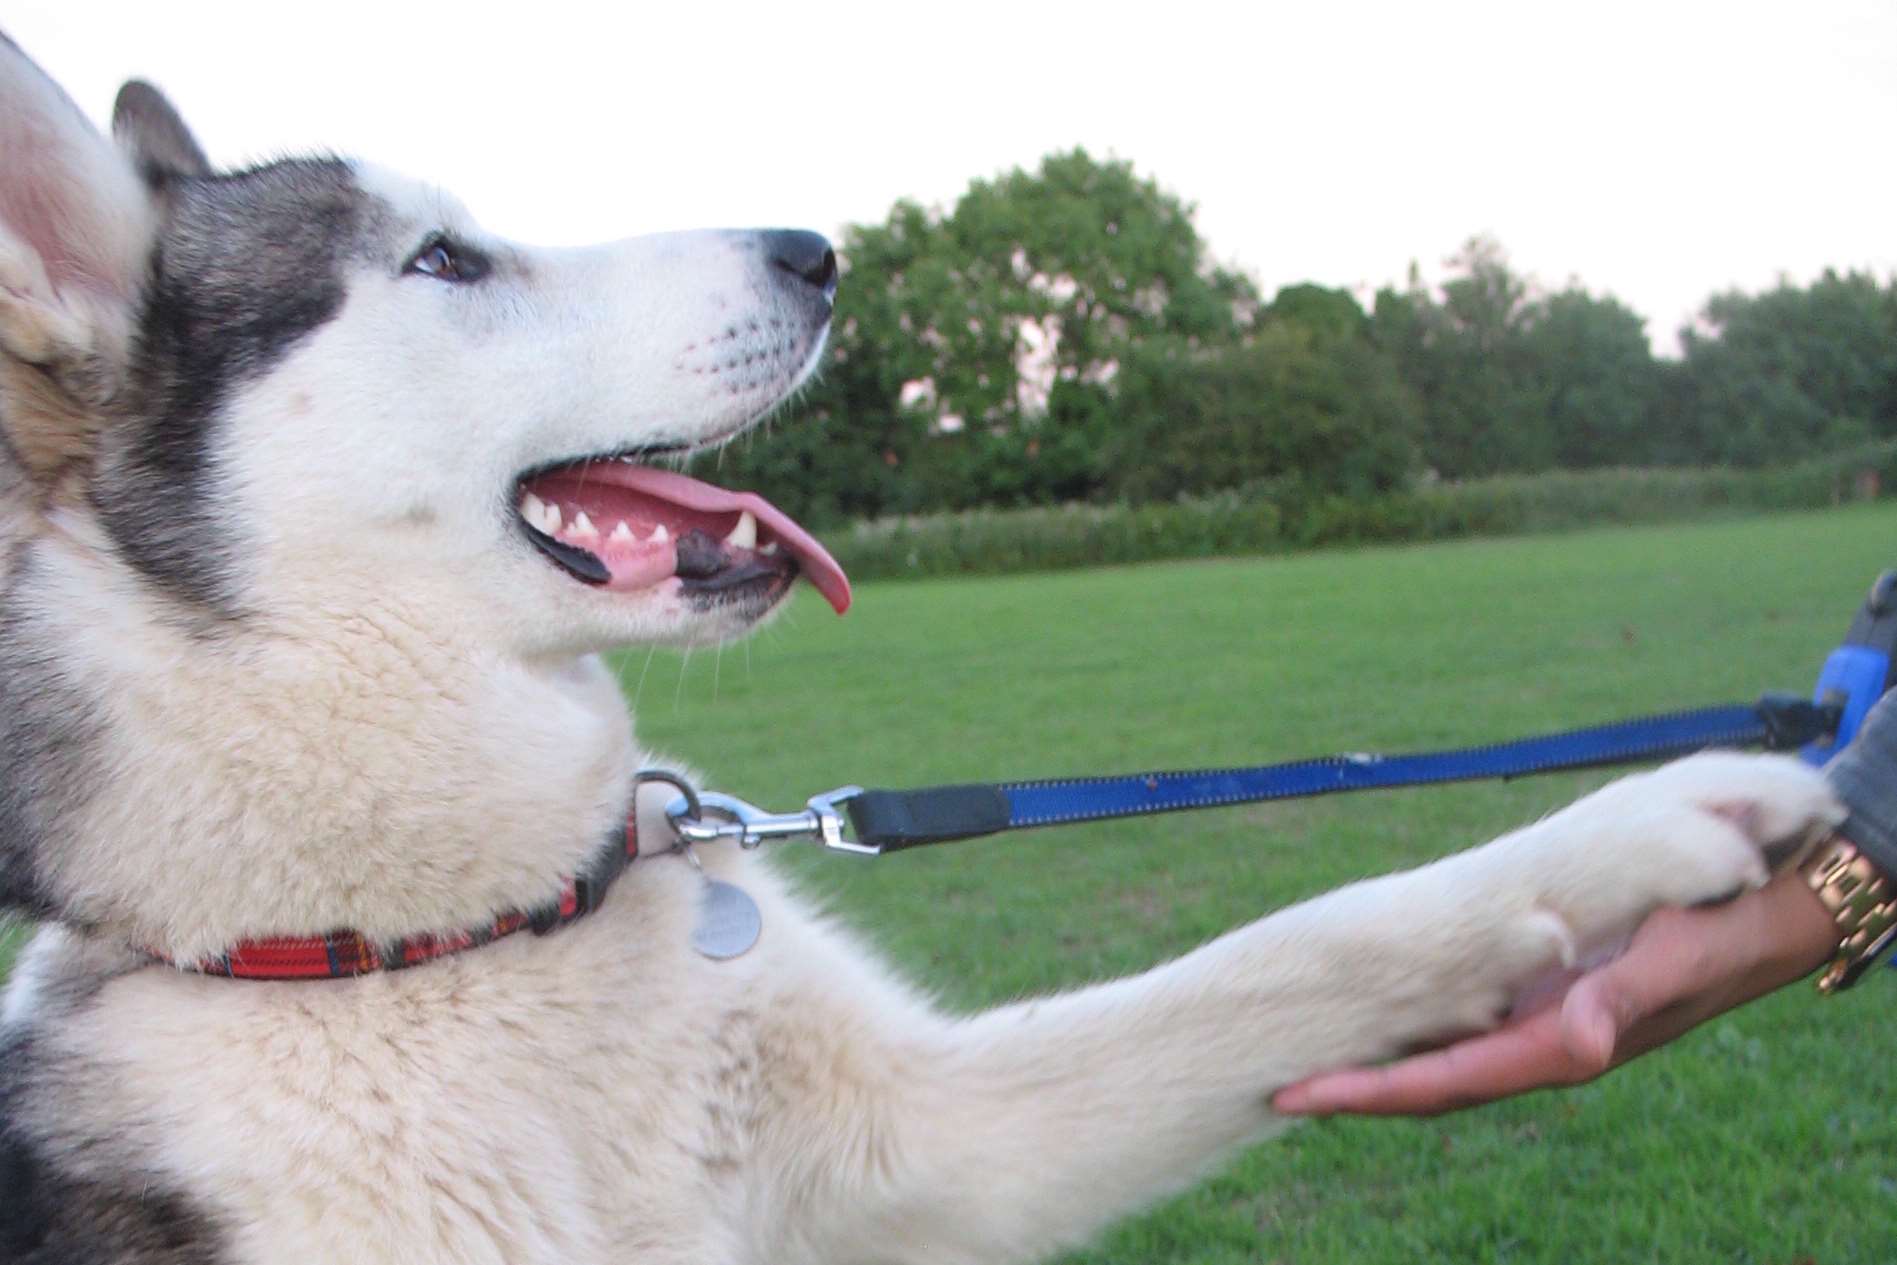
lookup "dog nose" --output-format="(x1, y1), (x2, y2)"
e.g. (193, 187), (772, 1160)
(763, 230), (837, 302)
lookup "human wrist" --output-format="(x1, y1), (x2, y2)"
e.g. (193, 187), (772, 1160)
(1757, 863), (1846, 976)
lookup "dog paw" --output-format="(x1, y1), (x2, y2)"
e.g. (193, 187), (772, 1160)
(1486, 752), (1844, 959)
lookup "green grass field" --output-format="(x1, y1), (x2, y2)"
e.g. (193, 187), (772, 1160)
(624, 503), (1897, 1264)
(5, 504), (1897, 1260)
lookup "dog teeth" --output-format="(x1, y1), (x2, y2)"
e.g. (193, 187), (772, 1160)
(650, 523), (670, 543)
(758, 541), (779, 556)
(610, 521), (635, 544)
(725, 510), (757, 551)
(571, 510), (598, 540)
(521, 493), (564, 536)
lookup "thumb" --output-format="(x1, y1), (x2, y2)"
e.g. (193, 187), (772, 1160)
(1555, 905), (1730, 1075)
(1558, 972), (1626, 1075)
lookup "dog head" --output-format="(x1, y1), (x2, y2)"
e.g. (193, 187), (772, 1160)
(0, 35), (849, 952)
(0, 36), (848, 659)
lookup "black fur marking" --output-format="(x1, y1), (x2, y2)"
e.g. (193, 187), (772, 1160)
(0, 1033), (226, 1264)
(94, 158), (364, 611)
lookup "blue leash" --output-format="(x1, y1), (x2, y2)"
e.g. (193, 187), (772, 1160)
(837, 571), (1897, 852)
(841, 699), (1822, 849)
(665, 571), (1897, 857)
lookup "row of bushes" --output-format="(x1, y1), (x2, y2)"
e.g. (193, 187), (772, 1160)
(827, 441), (1897, 582)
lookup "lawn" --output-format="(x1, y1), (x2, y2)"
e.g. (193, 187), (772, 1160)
(4, 503), (1896, 1260)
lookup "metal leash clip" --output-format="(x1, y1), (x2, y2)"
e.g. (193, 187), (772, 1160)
(647, 770), (879, 856)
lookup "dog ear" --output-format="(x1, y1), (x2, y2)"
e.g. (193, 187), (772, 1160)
(0, 34), (158, 481)
(113, 80), (212, 186)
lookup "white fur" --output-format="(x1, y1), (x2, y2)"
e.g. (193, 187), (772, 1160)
(0, 41), (1849, 1265)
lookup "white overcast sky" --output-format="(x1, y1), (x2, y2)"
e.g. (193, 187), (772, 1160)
(9, 1), (1894, 354)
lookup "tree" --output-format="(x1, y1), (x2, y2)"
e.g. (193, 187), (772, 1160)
(1370, 239), (1549, 477)
(1371, 240), (1677, 475)
(1106, 325), (1420, 505)
(1265, 283), (1369, 342)
(1519, 289), (1664, 468)
(710, 150), (1259, 522)
(1673, 270), (1897, 465)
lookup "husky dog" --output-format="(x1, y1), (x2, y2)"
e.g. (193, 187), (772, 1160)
(0, 33), (1844, 1265)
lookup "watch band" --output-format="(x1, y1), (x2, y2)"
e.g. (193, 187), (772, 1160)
(1802, 838), (1897, 993)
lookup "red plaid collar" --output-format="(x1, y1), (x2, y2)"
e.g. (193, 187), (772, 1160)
(159, 816), (644, 981)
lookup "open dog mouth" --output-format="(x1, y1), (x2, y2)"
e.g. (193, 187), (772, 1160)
(514, 457), (852, 615)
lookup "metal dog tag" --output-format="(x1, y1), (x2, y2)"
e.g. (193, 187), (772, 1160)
(691, 879), (762, 960)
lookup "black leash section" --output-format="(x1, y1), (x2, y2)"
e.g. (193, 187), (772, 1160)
(840, 696), (1838, 851)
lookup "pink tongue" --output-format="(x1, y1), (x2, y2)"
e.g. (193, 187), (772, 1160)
(570, 464), (851, 615)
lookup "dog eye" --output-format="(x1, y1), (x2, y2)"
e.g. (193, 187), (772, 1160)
(404, 235), (489, 283)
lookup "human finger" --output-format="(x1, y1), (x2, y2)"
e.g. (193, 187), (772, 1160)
(1273, 1004), (1584, 1116)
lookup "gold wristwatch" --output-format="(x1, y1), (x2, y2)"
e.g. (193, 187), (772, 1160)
(1802, 837), (1897, 993)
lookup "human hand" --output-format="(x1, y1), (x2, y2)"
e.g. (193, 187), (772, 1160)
(1272, 862), (1844, 1117)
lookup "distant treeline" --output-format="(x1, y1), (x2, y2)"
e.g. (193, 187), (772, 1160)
(826, 442), (1897, 582)
(711, 150), (1897, 527)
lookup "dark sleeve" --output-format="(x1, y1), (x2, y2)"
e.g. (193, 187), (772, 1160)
(1823, 691), (1897, 879)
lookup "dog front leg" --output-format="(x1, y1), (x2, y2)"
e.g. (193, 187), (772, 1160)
(749, 854), (1576, 1265)
(756, 754), (1837, 1265)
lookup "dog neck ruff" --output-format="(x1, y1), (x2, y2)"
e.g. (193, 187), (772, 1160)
(158, 813), (648, 981)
